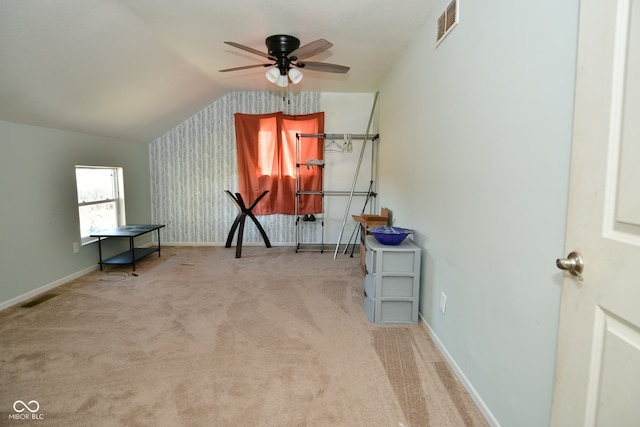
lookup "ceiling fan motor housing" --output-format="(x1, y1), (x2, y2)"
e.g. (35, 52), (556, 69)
(266, 35), (300, 73)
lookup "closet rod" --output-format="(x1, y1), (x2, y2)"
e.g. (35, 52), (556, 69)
(297, 191), (371, 196)
(323, 191), (371, 196)
(297, 133), (379, 140)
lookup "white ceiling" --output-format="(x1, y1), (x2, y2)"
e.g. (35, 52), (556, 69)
(0, 0), (436, 141)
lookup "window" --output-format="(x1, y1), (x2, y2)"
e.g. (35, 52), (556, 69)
(75, 166), (125, 244)
(234, 112), (324, 215)
(257, 129), (276, 176)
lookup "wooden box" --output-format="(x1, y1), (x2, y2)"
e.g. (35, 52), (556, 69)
(353, 208), (389, 274)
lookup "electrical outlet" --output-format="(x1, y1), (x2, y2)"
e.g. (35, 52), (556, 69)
(440, 292), (447, 314)
(73, 242), (80, 254)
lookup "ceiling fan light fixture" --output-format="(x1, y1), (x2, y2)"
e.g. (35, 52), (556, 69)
(265, 67), (280, 83)
(288, 68), (303, 84)
(276, 74), (289, 87)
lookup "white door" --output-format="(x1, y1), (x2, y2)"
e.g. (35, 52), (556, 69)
(551, 0), (640, 425)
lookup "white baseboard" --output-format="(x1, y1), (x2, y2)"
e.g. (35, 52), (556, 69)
(0, 265), (99, 311)
(161, 242), (225, 247)
(418, 313), (500, 427)
(162, 242), (293, 247)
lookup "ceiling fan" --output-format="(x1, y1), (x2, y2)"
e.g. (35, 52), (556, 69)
(219, 34), (350, 87)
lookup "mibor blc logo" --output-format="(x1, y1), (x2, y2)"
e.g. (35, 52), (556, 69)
(8, 400), (43, 420)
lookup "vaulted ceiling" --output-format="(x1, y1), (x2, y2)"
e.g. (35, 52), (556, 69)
(0, 0), (436, 141)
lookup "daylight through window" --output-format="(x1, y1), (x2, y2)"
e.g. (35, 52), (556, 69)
(75, 166), (125, 244)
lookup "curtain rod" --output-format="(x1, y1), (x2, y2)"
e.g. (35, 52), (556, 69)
(297, 133), (379, 140)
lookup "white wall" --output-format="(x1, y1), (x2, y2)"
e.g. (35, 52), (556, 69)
(0, 121), (151, 308)
(378, 0), (579, 425)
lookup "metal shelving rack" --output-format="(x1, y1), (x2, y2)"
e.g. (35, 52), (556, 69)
(295, 132), (379, 253)
(295, 133), (325, 252)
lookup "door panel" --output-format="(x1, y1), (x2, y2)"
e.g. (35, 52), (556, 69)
(551, 0), (640, 425)
(616, 0), (640, 226)
(589, 309), (640, 426)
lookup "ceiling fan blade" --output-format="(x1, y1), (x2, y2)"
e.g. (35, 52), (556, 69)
(224, 41), (273, 60)
(297, 61), (350, 74)
(219, 63), (272, 72)
(289, 39), (333, 60)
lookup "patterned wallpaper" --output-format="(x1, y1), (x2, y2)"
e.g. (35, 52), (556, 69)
(150, 91), (321, 245)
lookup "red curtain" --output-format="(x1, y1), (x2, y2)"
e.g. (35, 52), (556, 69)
(234, 112), (324, 215)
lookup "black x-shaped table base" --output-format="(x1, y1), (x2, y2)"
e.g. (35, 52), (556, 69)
(225, 190), (272, 258)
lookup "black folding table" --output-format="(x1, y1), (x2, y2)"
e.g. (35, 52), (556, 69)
(91, 224), (165, 271)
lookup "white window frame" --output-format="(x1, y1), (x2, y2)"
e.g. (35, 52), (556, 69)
(75, 165), (126, 245)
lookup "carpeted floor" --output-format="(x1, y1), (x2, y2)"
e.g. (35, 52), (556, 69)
(0, 246), (487, 426)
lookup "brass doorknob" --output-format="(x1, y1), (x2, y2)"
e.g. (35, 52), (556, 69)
(556, 251), (584, 281)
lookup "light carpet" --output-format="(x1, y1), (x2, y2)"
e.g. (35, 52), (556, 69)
(0, 246), (487, 426)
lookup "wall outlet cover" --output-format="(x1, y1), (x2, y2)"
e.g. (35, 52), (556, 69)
(440, 292), (447, 314)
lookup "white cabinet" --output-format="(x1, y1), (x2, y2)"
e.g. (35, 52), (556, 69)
(364, 235), (421, 324)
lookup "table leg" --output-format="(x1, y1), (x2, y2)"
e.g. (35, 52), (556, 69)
(225, 213), (243, 248)
(98, 237), (104, 271)
(157, 228), (162, 257)
(246, 210), (272, 248)
(236, 212), (246, 258)
(225, 190), (271, 258)
(130, 237), (136, 271)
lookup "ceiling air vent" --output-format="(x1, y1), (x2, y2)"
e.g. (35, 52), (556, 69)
(436, 0), (459, 45)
